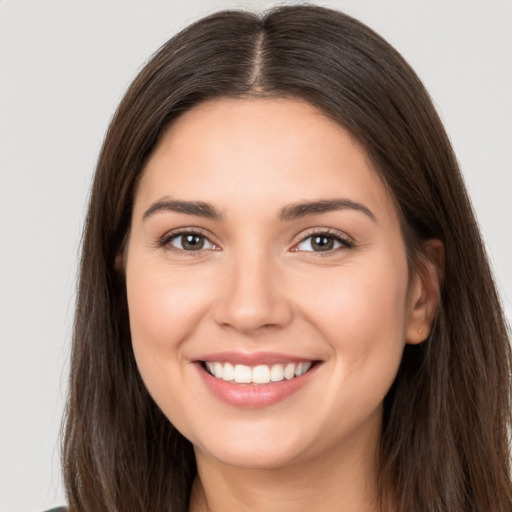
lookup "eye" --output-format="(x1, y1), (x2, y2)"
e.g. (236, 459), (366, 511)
(165, 232), (217, 251)
(294, 232), (353, 253)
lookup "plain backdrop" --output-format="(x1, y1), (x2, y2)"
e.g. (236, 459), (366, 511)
(1, 1), (511, 510)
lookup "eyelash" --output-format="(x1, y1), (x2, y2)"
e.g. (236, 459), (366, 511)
(157, 228), (218, 254)
(157, 228), (354, 254)
(292, 228), (355, 253)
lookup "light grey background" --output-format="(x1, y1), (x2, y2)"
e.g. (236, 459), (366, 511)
(1, 1), (510, 510)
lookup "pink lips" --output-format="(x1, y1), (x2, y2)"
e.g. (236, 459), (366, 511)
(194, 352), (319, 408)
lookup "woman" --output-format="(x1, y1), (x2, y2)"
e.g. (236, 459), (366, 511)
(61, 5), (512, 511)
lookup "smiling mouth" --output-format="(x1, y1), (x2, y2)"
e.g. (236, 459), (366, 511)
(202, 361), (315, 385)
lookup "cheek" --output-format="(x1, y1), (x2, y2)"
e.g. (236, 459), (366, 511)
(125, 256), (215, 390)
(125, 258), (220, 436)
(127, 259), (208, 341)
(294, 256), (409, 374)
(292, 259), (409, 439)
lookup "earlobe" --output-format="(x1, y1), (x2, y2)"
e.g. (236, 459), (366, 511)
(405, 239), (444, 345)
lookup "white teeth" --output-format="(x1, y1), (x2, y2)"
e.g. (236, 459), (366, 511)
(222, 362), (234, 381)
(270, 364), (284, 382)
(284, 363), (295, 380)
(252, 365), (271, 384)
(295, 361), (312, 377)
(234, 364), (252, 383)
(205, 361), (313, 384)
(213, 362), (223, 379)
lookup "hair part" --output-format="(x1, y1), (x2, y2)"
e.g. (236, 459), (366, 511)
(63, 5), (512, 511)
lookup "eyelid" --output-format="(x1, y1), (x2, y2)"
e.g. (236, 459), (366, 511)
(290, 227), (354, 252)
(157, 226), (221, 251)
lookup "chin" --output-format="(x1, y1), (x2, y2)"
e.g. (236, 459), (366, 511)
(198, 441), (307, 470)
(188, 417), (322, 471)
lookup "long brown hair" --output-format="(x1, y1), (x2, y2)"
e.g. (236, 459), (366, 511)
(62, 5), (512, 511)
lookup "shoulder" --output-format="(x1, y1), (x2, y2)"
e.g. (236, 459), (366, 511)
(43, 508), (67, 512)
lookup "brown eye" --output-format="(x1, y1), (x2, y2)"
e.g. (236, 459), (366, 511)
(295, 232), (352, 253)
(311, 235), (335, 251)
(169, 233), (214, 251)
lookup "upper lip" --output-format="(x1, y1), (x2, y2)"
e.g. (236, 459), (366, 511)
(196, 351), (318, 366)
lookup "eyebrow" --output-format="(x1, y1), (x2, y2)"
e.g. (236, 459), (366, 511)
(143, 197), (376, 223)
(279, 199), (376, 222)
(143, 199), (223, 220)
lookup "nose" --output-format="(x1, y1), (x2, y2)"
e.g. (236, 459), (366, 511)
(213, 248), (293, 334)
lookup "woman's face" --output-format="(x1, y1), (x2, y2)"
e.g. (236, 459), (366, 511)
(125, 98), (429, 469)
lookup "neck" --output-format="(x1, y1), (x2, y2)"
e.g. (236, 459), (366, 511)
(188, 418), (382, 512)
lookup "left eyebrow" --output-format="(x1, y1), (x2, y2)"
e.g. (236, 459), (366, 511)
(279, 199), (376, 222)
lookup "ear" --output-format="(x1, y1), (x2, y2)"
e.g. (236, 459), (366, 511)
(405, 239), (444, 344)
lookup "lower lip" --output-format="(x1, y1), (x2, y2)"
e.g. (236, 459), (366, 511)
(196, 363), (318, 408)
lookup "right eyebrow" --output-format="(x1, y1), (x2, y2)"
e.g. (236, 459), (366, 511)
(143, 198), (223, 221)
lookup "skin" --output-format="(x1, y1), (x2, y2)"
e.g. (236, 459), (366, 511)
(124, 98), (440, 512)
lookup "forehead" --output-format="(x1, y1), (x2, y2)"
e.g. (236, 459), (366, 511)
(135, 98), (397, 224)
